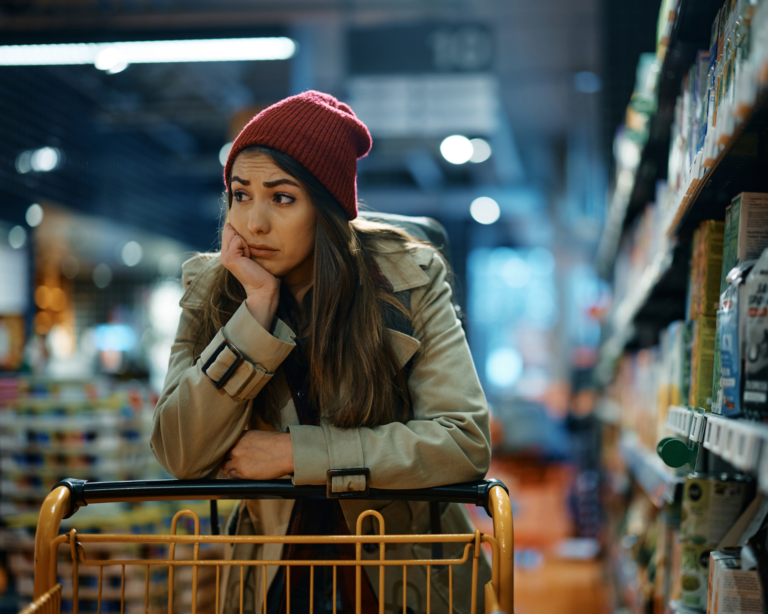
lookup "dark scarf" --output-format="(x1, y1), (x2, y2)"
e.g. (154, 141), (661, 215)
(265, 340), (379, 614)
(265, 270), (414, 614)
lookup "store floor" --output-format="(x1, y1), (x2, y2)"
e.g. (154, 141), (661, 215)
(469, 455), (611, 614)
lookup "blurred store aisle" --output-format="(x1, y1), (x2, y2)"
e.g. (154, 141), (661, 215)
(470, 456), (611, 614)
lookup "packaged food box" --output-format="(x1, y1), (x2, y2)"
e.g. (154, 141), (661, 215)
(708, 550), (763, 613)
(716, 263), (752, 416)
(689, 316), (717, 410)
(681, 474), (751, 545)
(681, 541), (714, 609)
(721, 193), (768, 296)
(688, 221), (725, 320)
(744, 248), (768, 419)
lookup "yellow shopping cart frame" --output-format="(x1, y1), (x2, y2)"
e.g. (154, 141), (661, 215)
(31, 478), (513, 614)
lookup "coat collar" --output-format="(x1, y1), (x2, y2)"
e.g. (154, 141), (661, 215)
(371, 245), (431, 292)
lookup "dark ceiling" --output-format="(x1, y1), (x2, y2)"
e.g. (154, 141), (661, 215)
(0, 0), (658, 254)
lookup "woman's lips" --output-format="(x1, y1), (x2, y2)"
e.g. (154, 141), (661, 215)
(248, 244), (278, 257)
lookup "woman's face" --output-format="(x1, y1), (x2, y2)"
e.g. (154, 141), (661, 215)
(227, 151), (318, 282)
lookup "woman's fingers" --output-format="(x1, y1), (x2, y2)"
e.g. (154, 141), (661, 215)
(221, 224), (246, 264)
(221, 223), (235, 256)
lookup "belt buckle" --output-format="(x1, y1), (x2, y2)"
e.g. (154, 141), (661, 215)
(202, 338), (245, 389)
(326, 468), (371, 498)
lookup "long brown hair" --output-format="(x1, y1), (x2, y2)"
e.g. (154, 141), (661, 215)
(194, 145), (429, 428)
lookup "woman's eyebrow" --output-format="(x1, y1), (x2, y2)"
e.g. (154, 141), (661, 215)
(263, 178), (301, 188)
(231, 175), (249, 186)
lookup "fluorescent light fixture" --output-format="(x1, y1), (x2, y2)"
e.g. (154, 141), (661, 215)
(0, 37), (297, 69)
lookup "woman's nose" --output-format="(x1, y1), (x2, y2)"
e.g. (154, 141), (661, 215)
(247, 202), (271, 235)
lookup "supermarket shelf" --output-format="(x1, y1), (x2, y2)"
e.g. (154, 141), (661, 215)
(666, 90), (768, 241)
(656, 0), (724, 110)
(595, 0), (722, 275)
(596, 243), (688, 383)
(0, 436), (144, 454)
(665, 406), (768, 490)
(620, 433), (683, 508)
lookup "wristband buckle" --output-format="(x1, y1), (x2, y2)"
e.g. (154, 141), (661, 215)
(326, 468), (371, 499)
(202, 338), (245, 389)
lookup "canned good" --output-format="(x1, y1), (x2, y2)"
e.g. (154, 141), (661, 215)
(681, 474), (751, 545)
(680, 541), (713, 610)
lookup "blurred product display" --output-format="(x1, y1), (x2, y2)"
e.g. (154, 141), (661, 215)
(0, 376), (236, 614)
(599, 0), (768, 612)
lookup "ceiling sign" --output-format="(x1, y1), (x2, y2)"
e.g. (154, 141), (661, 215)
(346, 23), (497, 138)
(347, 74), (499, 138)
(348, 23), (494, 75)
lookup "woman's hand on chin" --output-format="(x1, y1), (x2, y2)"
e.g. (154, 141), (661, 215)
(221, 430), (294, 480)
(220, 223), (279, 330)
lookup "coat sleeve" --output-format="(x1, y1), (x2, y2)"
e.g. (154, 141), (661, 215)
(289, 251), (491, 492)
(150, 255), (296, 480)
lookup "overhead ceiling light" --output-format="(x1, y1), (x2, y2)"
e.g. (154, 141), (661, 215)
(16, 147), (61, 173)
(26, 203), (44, 227)
(219, 142), (233, 166)
(94, 48), (128, 74)
(470, 196), (500, 225)
(93, 263), (112, 289)
(440, 135), (473, 165)
(31, 147), (61, 172)
(121, 241), (143, 267)
(469, 138), (492, 163)
(0, 37), (297, 70)
(8, 226), (27, 249)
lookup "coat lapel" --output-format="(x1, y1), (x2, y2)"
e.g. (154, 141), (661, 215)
(387, 328), (421, 369)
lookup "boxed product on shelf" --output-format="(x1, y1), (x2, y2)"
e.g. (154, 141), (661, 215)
(715, 261), (753, 416)
(679, 474), (752, 610)
(689, 316), (718, 410)
(656, 0), (679, 57)
(681, 541), (713, 609)
(662, 1), (768, 227)
(668, 321), (687, 408)
(680, 474), (751, 545)
(744, 248), (768, 418)
(721, 193), (768, 294)
(657, 320), (692, 442)
(688, 220), (725, 319)
(708, 550), (763, 613)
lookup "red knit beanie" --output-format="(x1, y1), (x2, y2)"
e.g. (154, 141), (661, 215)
(223, 90), (372, 220)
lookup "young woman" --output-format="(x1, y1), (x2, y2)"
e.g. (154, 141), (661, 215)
(151, 91), (492, 614)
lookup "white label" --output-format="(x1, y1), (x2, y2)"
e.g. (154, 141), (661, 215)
(744, 391), (767, 403)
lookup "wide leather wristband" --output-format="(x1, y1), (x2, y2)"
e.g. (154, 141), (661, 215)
(202, 338), (244, 389)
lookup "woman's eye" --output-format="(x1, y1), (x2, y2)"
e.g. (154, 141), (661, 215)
(234, 191), (249, 203)
(274, 193), (295, 205)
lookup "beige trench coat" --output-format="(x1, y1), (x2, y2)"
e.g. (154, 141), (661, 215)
(150, 240), (493, 614)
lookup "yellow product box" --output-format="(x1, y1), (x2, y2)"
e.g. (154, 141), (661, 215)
(689, 316), (718, 410)
(699, 220), (725, 317)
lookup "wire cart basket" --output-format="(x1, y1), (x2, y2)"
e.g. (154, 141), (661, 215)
(24, 478), (513, 614)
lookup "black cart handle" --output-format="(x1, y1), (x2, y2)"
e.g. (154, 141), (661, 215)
(53, 477), (508, 519)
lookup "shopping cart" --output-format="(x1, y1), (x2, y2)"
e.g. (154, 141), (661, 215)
(27, 478), (513, 614)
